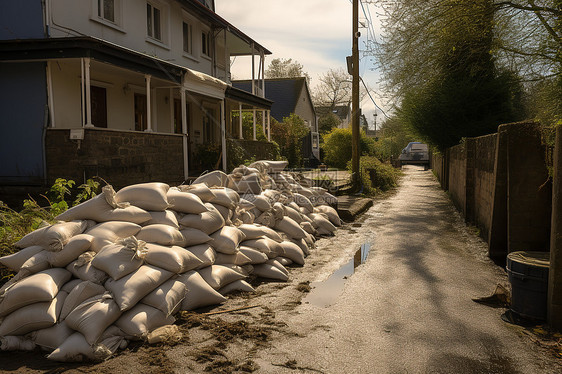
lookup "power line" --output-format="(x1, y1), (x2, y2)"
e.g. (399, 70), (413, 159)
(360, 76), (389, 119)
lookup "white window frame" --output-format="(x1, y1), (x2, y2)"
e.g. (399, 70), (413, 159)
(182, 21), (193, 55)
(146, 0), (169, 48)
(91, 0), (124, 32)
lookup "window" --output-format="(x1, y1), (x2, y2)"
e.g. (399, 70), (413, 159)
(182, 22), (192, 54)
(90, 86), (108, 128)
(134, 94), (147, 131)
(147, 3), (161, 40)
(201, 31), (211, 57)
(98, 0), (115, 22)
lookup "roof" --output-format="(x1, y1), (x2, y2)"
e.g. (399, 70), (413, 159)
(316, 104), (351, 121)
(232, 77), (312, 122)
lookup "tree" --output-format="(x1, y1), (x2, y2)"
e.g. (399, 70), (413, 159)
(322, 128), (377, 169)
(270, 113), (309, 167)
(318, 112), (341, 135)
(265, 58), (311, 84)
(312, 68), (352, 109)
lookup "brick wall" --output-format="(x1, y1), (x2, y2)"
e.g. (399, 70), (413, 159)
(46, 128), (184, 189)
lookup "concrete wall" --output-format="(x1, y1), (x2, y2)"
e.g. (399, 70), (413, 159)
(448, 143), (467, 216)
(45, 128), (184, 189)
(549, 127), (562, 330)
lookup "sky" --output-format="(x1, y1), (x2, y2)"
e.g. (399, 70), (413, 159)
(215, 0), (390, 128)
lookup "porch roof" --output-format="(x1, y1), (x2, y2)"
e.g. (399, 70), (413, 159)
(0, 37), (185, 84)
(225, 86), (273, 110)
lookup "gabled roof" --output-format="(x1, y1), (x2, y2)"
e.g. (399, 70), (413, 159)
(232, 77), (313, 122)
(316, 104), (351, 121)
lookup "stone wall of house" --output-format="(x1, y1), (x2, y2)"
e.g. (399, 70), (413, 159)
(46, 128), (184, 189)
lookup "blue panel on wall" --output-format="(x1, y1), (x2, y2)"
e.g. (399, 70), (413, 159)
(0, 0), (44, 39)
(0, 62), (47, 184)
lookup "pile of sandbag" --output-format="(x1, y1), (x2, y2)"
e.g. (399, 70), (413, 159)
(0, 160), (341, 361)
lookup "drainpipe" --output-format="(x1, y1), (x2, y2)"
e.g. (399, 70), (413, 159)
(85, 57), (93, 127)
(181, 87), (188, 179)
(145, 74), (152, 132)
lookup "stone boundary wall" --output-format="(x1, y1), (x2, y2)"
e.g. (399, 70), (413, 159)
(46, 128), (184, 189)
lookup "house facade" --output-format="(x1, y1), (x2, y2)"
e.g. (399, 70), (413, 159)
(0, 0), (272, 191)
(233, 77), (320, 164)
(316, 104), (352, 129)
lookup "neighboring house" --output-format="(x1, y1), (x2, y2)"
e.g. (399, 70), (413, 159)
(316, 104), (352, 129)
(232, 77), (320, 163)
(0, 0), (272, 192)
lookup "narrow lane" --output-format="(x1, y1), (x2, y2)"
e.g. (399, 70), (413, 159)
(256, 166), (561, 373)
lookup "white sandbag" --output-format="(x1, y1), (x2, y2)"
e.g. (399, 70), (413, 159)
(214, 251), (252, 266)
(310, 189), (338, 206)
(274, 216), (307, 240)
(293, 237), (311, 257)
(241, 237), (282, 259)
(241, 194), (271, 212)
(278, 241), (305, 265)
(176, 270), (226, 311)
(193, 170), (231, 188)
(114, 182), (170, 211)
(66, 252), (108, 284)
(167, 187), (208, 214)
(260, 226), (285, 242)
(198, 265), (246, 290)
(309, 213), (337, 234)
(239, 210), (255, 224)
(209, 226), (246, 255)
(144, 210), (179, 229)
(0, 335), (36, 351)
(49, 234), (94, 267)
(248, 160), (288, 173)
(19, 250), (50, 274)
(85, 221), (142, 253)
(314, 205), (342, 226)
(140, 279), (187, 316)
(252, 263), (289, 281)
(144, 243), (203, 274)
(104, 265), (173, 311)
(0, 245), (44, 271)
(218, 280), (255, 295)
(46, 332), (111, 362)
(180, 227), (212, 247)
(238, 197), (256, 211)
(211, 203), (233, 225)
(136, 224), (185, 246)
(65, 293), (122, 345)
(276, 257), (293, 266)
(231, 174), (262, 195)
(147, 324), (182, 344)
(91, 237), (147, 280)
(115, 303), (175, 339)
(179, 203), (225, 235)
(239, 246), (269, 264)
(300, 221), (316, 235)
(178, 183), (216, 202)
(237, 224), (267, 240)
(209, 187), (240, 208)
(15, 221), (88, 252)
(0, 291), (66, 336)
(55, 185), (152, 224)
(60, 279), (82, 293)
(32, 321), (75, 351)
(60, 281), (107, 321)
(0, 268), (70, 317)
(284, 205), (305, 223)
(219, 264), (251, 276)
(185, 244), (216, 269)
(267, 259), (289, 276)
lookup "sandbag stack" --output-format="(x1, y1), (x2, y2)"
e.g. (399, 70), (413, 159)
(0, 161), (342, 361)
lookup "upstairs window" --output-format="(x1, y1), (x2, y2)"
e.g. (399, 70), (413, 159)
(201, 31), (211, 57)
(183, 22), (192, 54)
(98, 0), (115, 22)
(147, 3), (161, 41)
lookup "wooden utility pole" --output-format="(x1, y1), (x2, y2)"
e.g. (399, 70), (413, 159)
(351, 0), (360, 190)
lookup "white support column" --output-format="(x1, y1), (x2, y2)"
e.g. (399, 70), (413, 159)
(261, 51), (265, 98)
(267, 110), (271, 141)
(238, 103), (243, 140)
(181, 88), (189, 179)
(252, 109), (256, 140)
(262, 110), (266, 138)
(46, 61), (55, 128)
(80, 58), (85, 127)
(169, 88), (174, 133)
(251, 43), (255, 95)
(221, 101), (227, 171)
(145, 74), (152, 132)
(84, 57), (93, 127)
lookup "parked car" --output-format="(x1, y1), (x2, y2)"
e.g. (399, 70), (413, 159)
(399, 142), (429, 169)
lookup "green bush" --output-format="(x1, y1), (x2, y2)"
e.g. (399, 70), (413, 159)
(347, 156), (400, 195)
(322, 128), (377, 169)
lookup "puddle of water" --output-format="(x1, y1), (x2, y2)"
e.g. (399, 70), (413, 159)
(304, 243), (371, 307)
